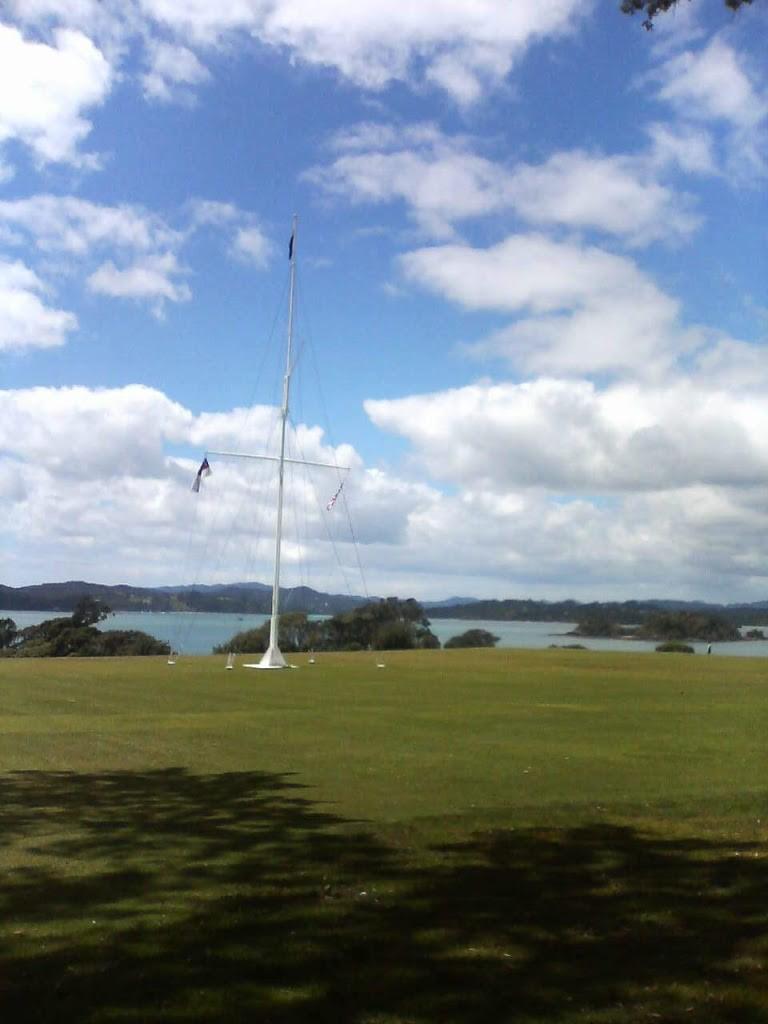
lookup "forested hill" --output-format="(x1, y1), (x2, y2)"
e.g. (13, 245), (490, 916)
(0, 581), (368, 616)
(424, 598), (768, 627)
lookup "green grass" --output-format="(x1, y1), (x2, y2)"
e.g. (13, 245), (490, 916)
(2, 648), (768, 1022)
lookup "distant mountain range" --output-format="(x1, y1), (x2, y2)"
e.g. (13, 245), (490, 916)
(2, 582), (767, 624)
(0, 580), (369, 616)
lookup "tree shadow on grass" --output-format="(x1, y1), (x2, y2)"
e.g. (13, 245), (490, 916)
(1, 769), (767, 1023)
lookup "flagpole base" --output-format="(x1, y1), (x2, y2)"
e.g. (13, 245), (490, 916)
(243, 644), (289, 670)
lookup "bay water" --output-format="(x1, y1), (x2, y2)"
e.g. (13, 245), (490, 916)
(5, 609), (768, 658)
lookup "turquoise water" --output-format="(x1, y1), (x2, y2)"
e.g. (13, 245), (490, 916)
(5, 610), (768, 658)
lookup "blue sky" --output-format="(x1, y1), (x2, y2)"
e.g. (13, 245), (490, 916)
(1, 0), (767, 603)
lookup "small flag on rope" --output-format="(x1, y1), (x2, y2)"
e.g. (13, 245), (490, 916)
(191, 457), (211, 493)
(288, 231), (294, 261)
(326, 480), (344, 511)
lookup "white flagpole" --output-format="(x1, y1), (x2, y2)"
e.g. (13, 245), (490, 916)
(256, 215), (297, 669)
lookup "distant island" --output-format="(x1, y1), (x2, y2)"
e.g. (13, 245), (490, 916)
(426, 597), (768, 629)
(567, 610), (757, 644)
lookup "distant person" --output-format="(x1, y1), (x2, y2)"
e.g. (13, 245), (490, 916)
(707, 643), (712, 655)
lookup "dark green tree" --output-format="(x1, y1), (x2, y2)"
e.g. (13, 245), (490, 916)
(214, 612), (321, 654)
(71, 596), (111, 627)
(319, 598), (440, 651)
(6, 607), (167, 658)
(444, 629), (500, 649)
(621, 0), (754, 30)
(0, 617), (18, 649)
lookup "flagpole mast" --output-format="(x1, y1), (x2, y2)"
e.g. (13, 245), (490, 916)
(258, 214), (297, 669)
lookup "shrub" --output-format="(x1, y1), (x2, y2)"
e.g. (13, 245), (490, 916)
(214, 627), (267, 655)
(444, 629), (500, 649)
(655, 642), (695, 654)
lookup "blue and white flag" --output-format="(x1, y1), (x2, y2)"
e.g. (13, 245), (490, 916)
(192, 457), (211, 493)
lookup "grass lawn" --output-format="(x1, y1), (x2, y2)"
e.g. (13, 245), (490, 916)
(1, 647), (767, 1022)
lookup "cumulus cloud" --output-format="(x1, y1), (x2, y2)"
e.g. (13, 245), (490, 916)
(141, 39), (211, 102)
(649, 35), (768, 175)
(1, 380), (767, 600)
(0, 259), (77, 351)
(86, 252), (192, 310)
(0, 195), (180, 255)
(400, 234), (703, 377)
(0, 384), (386, 591)
(654, 36), (766, 130)
(359, 374), (768, 600)
(307, 122), (699, 244)
(0, 385), (192, 478)
(0, 23), (112, 168)
(506, 150), (698, 245)
(5, 0), (138, 53)
(0, 194), (269, 320)
(365, 378), (768, 494)
(9, 0), (590, 104)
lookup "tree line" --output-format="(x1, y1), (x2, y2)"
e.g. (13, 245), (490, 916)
(1, 597), (501, 658)
(0, 598), (169, 658)
(214, 599), (501, 654)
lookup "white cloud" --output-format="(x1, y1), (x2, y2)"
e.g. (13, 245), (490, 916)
(0, 384), (378, 591)
(142, 39), (211, 102)
(2, 380), (767, 600)
(86, 252), (192, 310)
(0, 259), (77, 351)
(655, 36), (766, 130)
(307, 125), (512, 239)
(650, 36), (768, 175)
(190, 199), (272, 266)
(504, 150), (698, 246)
(400, 233), (702, 377)
(0, 194), (270, 327)
(11, 0), (591, 104)
(358, 374), (768, 600)
(189, 199), (239, 226)
(0, 24), (112, 168)
(0, 195), (179, 255)
(694, 337), (768, 391)
(231, 226), (271, 266)
(365, 377), (768, 494)
(645, 121), (717, 176)
(261, 0), (590, 101)
(308, 123), (698, 244)
(0, 384), (191, 478)
(5, 0), (138, 56)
